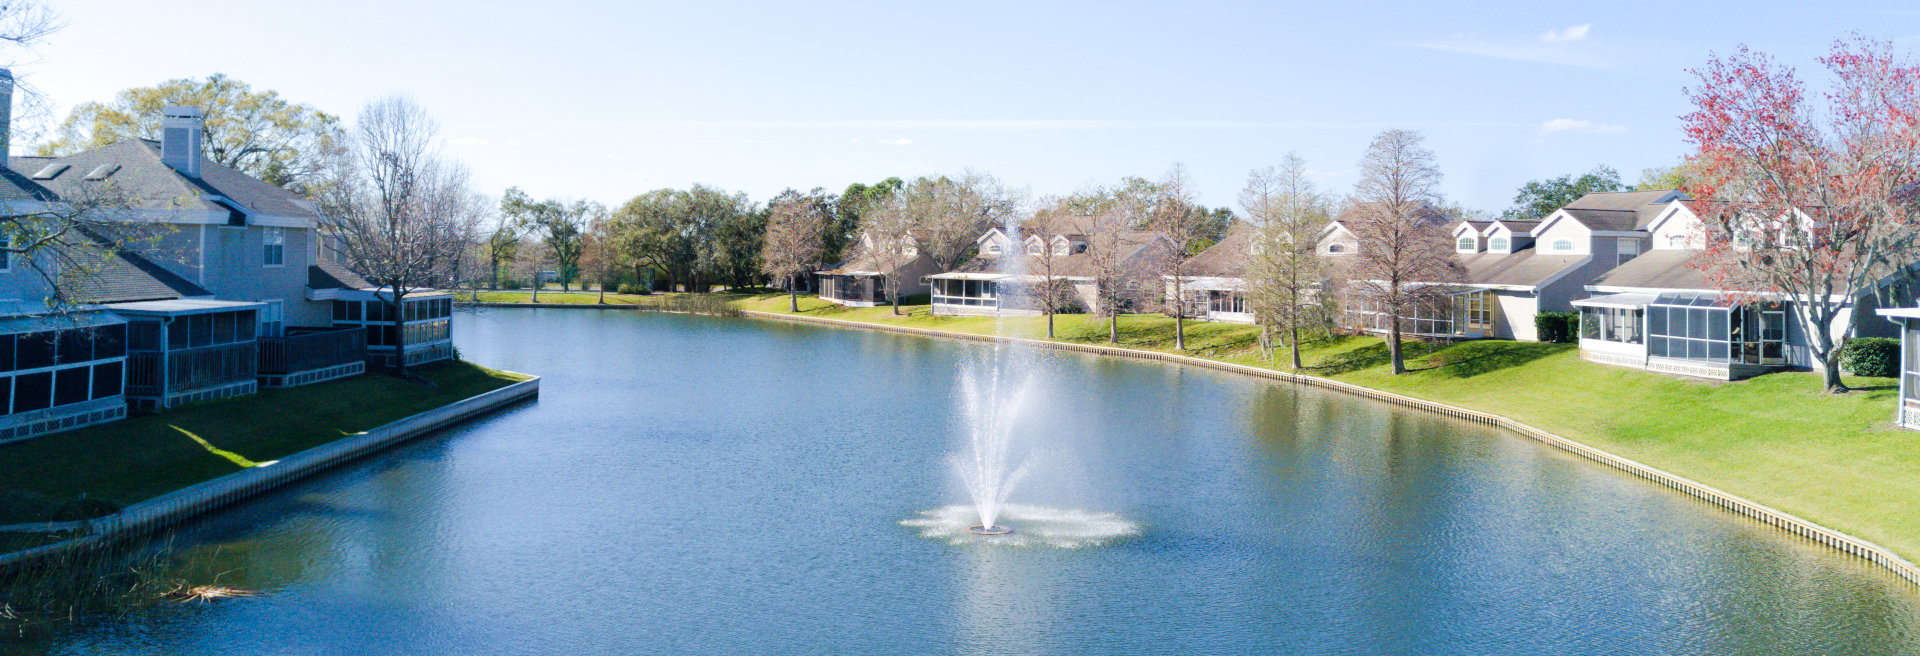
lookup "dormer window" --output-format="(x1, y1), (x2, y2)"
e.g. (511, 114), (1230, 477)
(1490, 236), (1509, 251)
(1026, 241), (1042, 255)
(1053, 242), (1069, 256)
(1456, 237), (1476, 252)
(1667, 234), (1687, 249)
(984, 243), (999, 255)
(1326, 244), (1346, 254)
(1551, 239), (1574, 252)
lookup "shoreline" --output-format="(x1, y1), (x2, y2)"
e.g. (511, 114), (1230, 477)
(0, 374), (541, 570)
(737, 308), (1920, 588)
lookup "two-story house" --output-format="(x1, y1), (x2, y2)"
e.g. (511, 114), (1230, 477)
(1573, 199), (1906, 380)
(928, 218), (1173, 316)
(816, 231), (941, 307)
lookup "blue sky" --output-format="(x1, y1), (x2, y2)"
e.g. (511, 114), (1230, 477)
(15, 1), (1920, 213)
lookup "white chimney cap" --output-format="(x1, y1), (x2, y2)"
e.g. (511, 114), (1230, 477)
(162, 105), (202, 119)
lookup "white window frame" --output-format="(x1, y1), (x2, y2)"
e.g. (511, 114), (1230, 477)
(263, 227), (286, 267)
(1456, 236), (1476, 252)
(1552, 239), (1574, 252)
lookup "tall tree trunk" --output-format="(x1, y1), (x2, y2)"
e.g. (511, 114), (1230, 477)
(1258, 324), (1273, 361)
(531, 278), (540, 303)
(597, 282), (605, 304)
(1047, 312), (1055, 339)
(1109, 314), (1118, 344)
(1387, 310), (1406, 374)
(489, 254), (499, 290)
(789, 274), (799, 313)
(890, 278), (901, 316)
(1175, 314), (1186, 350)
(1290, 324), (1303, 370)
(390, 288), (408, 376)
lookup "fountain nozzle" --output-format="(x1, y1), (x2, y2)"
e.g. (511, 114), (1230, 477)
(968, 524), (1014, 536)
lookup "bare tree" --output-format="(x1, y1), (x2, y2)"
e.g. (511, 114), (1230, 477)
(1149, 164), (1201, 350)
(905, 171), (1017, 271)
(1346, 129), (1461, 374)
(760, 193), (829, 312)
(484, 213), (518, 290)
(857, 192), (919, 316)
(1083, 210), (1138, 344)
(317, 95), (483, 375)
(1020, 210), (1080, 338)
(1244, 154), (1332, 369)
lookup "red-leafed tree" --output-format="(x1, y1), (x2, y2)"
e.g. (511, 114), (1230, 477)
(1681, 36), (1920, 393)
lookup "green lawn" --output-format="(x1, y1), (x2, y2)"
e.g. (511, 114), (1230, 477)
(732, 293), (1920, 560)
(0, 361), (530, 524)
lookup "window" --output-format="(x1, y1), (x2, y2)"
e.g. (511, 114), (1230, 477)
(1618, 238), (1641, 265)
(16, 332), (53, 370)
(0, 235), (9, 272)
(1457, 237), (1476, 251)
(1026, 240), (1042, 255)
(1552, 239), (1574, 252)
(1667, 234), (1687, 249)
(259, 300), (284, 338)
(13, 371), (49, 412)
(1489, 237), (1509, 251)
(92, 361), (122, 399)
(1054, 241), (1069, 256)
(1647, 302), (1731, 363)
(985, 244), (1000, 255)
(1906, 323), (1920, 406)
(1208, 291), (1246, 314)
(53, 366), (88, 407)
(1326, 244), (1346, 254)
(263, 227), (285, 266)
(1579, 307), (1643, 344)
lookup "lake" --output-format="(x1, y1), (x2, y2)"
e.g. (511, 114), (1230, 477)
(27, 309), (1920, 654)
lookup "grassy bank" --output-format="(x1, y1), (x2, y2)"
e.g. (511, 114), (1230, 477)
(729, 293), (1920, 560)
(0, 361), (530, 525)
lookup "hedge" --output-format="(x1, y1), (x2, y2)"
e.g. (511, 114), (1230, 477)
(1535, 311), (1580, 344)
(1842, 337), (1899, 378)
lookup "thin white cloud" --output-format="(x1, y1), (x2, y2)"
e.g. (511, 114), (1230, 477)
(880, 137), (914, 145)
(1540, 24), (1591, 43)
(449, 136), (490, 146)
(1395, 31), (1608, 69)
(576, 119), (1524, 131)
(1539, 118), (1627, 135)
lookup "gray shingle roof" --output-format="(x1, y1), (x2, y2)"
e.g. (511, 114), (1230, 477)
(1564, 189), (1685, 212)
(942, 231), (1170, 279)
(1589, 249), (1707, 290)
(1458, 250), (1587, 288)
(13, 139), (319, 219)
(1183, 225), (1251, 277)
(309, 260), (371, 290)
(66, 231), (210, 303)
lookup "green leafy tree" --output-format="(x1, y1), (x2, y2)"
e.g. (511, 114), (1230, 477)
(832, 178), (902, 264)
(502, 187), (603, 292)
(1635, 164), (1691, 191)
(39, 73), (345, 193)
(1501, 165), (1623, 220)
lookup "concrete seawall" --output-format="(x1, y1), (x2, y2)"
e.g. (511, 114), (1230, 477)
(743, 309), (1920, 587)
(0, 376), (541, 569)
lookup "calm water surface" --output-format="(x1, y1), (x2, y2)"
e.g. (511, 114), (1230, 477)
(23, 309), (1920, 654)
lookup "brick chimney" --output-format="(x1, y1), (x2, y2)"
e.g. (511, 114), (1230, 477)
(161, 105), (204, 178)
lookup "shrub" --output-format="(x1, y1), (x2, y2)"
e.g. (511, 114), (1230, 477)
(1842, 337), (1900, 378)
(1535, 311), (1580, 344)
(499, 279), (523, 290)
(616, 284), (650, 295)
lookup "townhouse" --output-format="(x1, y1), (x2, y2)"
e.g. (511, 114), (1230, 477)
(1573, 199), (1906, 380)
(0, 72), (454, 441)
(928, 218), (1173, 317)
(816, 231), (940, 307)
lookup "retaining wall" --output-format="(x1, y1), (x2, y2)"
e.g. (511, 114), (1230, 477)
(0, 376), (540, 570)
(744, 309), (1920, 587)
